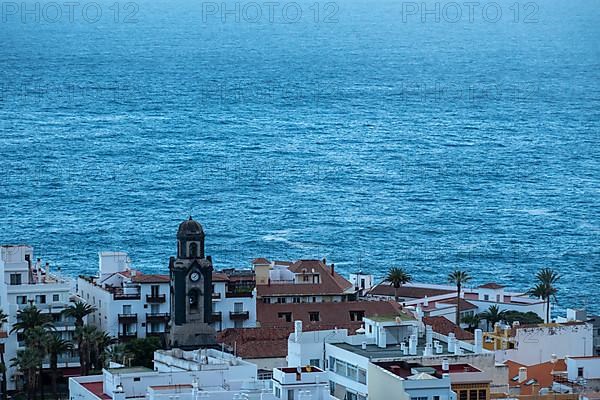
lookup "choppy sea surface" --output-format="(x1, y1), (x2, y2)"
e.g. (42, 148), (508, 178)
(1, 0), (599, 314)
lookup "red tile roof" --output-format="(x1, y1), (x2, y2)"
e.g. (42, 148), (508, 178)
(218, 324), (367, 359)
(252, 258), (271, 265)
(131, 273), (170, 283)
(257, 300), (409, 328)
(212, 272), (230, 282)
(369, 284), (454, 299)
(257, 259), (353, 296)
(217, 327), (291, 358)
(505, 359), (567, 395)
(478, 283), (505, 289)
(422, 316), (474, 341)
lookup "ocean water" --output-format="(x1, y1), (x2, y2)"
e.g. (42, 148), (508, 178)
(1, 0), (599, 314)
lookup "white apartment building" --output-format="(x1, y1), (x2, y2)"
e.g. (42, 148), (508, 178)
(565, 356), (600, 389)
(288, 314), (507, 400)
(211, 272), (257, 330)
(254, 259), (357, 305)
(369, 281), (547, 326)
(0, 245), (78, 391)
(77, 252), (257, 340)
(69, 348), (330, 400)
(484, 322), (594, 365)
(77, 252), (171, 341)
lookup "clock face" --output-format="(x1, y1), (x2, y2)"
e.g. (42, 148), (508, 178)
(190, 272), (200, 282)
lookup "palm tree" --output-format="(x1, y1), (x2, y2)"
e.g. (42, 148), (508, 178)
(44, 334), (72, 398)
(62, 301), (96, 328)
(92, 331), (113, 371)
(24, 327), (49, 400)
(448, 269), (472, 325)
(480, 305), (506, 331)
(10, 305), (53, 334)
(11, 348), (42, 400)
(0, 309), (8, 400)
(461, 314), (481, 333)
(528, 268), (560, 323)
(75, 326), (104, 375)
(106, 344), (129, 366)
(386, 267), (412, 302)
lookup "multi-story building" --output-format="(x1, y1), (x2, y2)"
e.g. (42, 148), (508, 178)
(77, 251), (257, 340)
(69, 347), (329, 400)
(77, 252), (171, 341)
(558, 309), (600, 357)
(288, 312), (508, 400)
(369, 281), (547, 326)
(211, 271), (257, 330)
(254, 258), (357, 305)
(484, 322), (594, 365)
(0, 245), (78, 391)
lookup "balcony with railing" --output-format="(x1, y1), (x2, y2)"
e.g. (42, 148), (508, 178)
(146, 294), (166, 303)
(146, 313), (170, 321)
(113, 292), (141, 300)
(211, 312), (222, 323)
(118, 331), (137, 340)
(229, 310), (250, 320)
(225, 292), (253, 299)
(118, 313), (138, 322)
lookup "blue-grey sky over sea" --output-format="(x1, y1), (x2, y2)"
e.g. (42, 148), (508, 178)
(1, 0), (599, 313)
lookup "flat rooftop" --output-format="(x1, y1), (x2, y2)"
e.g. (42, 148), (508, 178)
(106, 366), (153, 374)
(333, 337), (473, 360)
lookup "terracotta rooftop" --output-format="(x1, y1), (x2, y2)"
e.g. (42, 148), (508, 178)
(256, 259), (353, 296)
(422, 316), (474, 341)
(505, 359), (567, 395)
(369, 283), (454, 299)
(212, 272), (230, 282)
(252, 258), (271, 265)
(478, 283), (505, 289)
(218, 323), (371, 359)
(131, 273), (170, 283)
(257, 300), (408, 328)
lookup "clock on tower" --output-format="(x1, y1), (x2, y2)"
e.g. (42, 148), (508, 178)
(168, 216), (216, 349)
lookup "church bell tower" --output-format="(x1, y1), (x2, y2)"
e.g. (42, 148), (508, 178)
(168, 216), (216, 349)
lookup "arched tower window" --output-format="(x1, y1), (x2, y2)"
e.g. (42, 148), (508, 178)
(188, 288), (202, 312)
(189, 242), (198, 258)
(177, 240), (182, 258)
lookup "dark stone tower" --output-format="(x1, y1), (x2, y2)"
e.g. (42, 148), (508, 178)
(169, 217), (216, 349)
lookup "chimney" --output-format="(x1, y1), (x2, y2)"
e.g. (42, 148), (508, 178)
(330, 263), (335, 276)
(442, 358), (449, 372)
(423, 295), (429, 307)
(294, 320), (303, 342)
(424, 343), (433, 356)
(474, 329), (483, 353)
(361, 342), (367, 350)
(448, 333), (456, 353)
(454, 344), (461, 355)
(426, 325), (433, 345)
(409, 334), (418, 355)
(518, 367), (527, 383)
